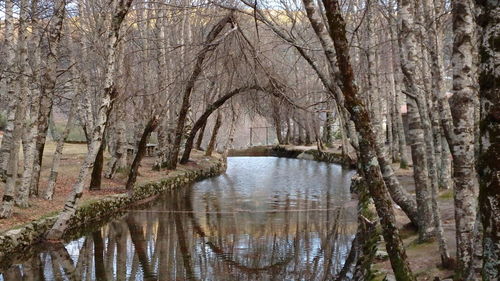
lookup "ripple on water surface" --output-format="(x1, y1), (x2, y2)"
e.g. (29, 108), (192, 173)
(0, 156), (357, 281)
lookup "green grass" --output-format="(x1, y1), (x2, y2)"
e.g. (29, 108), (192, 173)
(53, 122), (87, 142)
(116, 166), (131, 176)
(439, 190), (453, 199)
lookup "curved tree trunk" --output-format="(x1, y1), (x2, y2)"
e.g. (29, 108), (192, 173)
(30, 0), (66, 197)
(126, 117), (159, 191)
(167, 15), (236, 169)
(180, 85), (262, 163)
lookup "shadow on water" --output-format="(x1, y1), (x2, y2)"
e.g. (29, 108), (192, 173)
(0, 157), (357, 281)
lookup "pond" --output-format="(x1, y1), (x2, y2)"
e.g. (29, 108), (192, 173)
(0, 157), (357, 281)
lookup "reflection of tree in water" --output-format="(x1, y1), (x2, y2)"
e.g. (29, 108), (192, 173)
(0, 170), (356, 281)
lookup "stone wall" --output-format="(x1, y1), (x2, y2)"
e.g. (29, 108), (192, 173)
(0, 158), (226, 260)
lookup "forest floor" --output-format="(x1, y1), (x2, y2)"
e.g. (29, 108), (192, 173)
(373, 162), (456, 280)
(0, 140), (222, 233)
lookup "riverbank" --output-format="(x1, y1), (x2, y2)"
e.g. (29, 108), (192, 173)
(0, 142), (226, 259)
(229, 144), (356, 167)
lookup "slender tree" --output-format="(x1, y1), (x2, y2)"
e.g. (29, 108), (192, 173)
(46, 0), (135, 240)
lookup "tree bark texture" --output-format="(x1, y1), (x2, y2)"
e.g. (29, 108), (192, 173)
(0, 0), (16, 179)
(449, 1), (480, 277)
(475, 1), (499, 279)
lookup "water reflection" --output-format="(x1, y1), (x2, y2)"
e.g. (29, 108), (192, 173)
(0, 157), (357, 281)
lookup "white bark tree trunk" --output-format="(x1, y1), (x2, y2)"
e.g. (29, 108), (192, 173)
(398, 0), (434, 241)
(30, 0), (66, 197)
(0, 0), (16, 180)
(46, 0), (135, 240)
(44, 98), (78, 200)
(448, 1), (480, 278)
(16, 0), (36, 208)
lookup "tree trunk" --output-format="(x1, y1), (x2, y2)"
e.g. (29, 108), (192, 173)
(167, 15), (235, 169)
(398, 0), (434, 242)
(0, 105), (23, 218)
(205, 112), (222, 157)
(105, 115), (127, 179)
(440, 136), (452, 190)
(180, 85), (261, 163)
(475, 1), (499, 279)
(45, 0), (133, 240)
(45, 101), (77, 200)
(14, 0), (33, 208)
(323, 110), (334, 147)
(285, 118), (291, 144)
(89, 141), (105, 191)
(448, 1), (479, 277)
(0, 0), (16, 180)
(272, 100), (284, 144)
(307, 0), (416, 279)
(388, 17), (409, 169)
(195, 121), (207, 150)
(30, 0), (66, 197)
(126, 117), (159, 191)
(419, 0), (452, 265)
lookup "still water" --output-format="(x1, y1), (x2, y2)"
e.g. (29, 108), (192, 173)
(0, 157), (357, 281)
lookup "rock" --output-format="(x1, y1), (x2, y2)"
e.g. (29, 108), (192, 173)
(297, 152), (315, 160)
(375, 249), (389, 260)
(384, 274), (396, 281)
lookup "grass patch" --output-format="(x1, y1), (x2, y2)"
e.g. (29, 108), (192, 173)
(116, 166), (131, 176)
(54, 122), (87, 142)
(439, 190), (453, 199)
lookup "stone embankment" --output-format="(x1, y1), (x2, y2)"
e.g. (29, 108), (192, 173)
(0, 157), (226, 260)
(229, 145), (356, 167)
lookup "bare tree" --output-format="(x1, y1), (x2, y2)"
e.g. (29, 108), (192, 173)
(46, 0), (135, 240)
